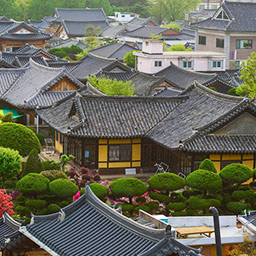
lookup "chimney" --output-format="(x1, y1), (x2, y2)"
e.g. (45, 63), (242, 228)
(142, 39), (163, 55)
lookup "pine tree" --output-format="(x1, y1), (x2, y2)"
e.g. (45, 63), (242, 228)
(23, 149), (44, 176)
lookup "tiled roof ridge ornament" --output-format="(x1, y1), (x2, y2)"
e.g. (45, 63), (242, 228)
(58, 209), (66, 222)
(165, 225), (172, 238)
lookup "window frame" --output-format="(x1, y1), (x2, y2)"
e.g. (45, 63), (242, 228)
(183, 60), (193, 69)
(108, 144), (132, 162)
(212, 60), (223, 68)
(199, 36), (206, 45)
(236, 39), (252, 49)
(154, 61), (162, 67)
(216, 38), (224, 48)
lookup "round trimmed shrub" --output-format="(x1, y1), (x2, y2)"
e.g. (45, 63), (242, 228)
(182, 190), (201, 198)
(5, 180), (17, 189)
(0, 123), (41, 157)
(232, 190), (255, 202)
(59, 201), (69, 208)
(48, 204), (60, 213)
(42, 161), (60, 171)
(90, 183), (108, 200)
(109, 178), (148, 203)
(49, 178), (78, 198)
(172, 211), (188, 216)
(16, 173), (49, 194)
(136, 197), (147, 204)
(0, 147), (22, 181)
(147, 173), (185, 192)
(227, 202), (251, 215)
(25, 200), (47, 209)
(134, 205), (150, 213)
(220, 164), (253, 185)
(35, 209), (48, 215)
(145, 202), (159, 210)
(120, 203), (134, 212)
(23, 149), (44, 175)
(41, 170), (67, 181)
(148, 191), (171, 204)
(186, 196), (221, 210)
(186, 169), (222, 193)
(15, 205), (30, 216)
(167, 202), (186, 212)
(199, 159), (217, 173)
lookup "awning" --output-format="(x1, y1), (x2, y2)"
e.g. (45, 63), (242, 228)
(0, 108), (23, 119)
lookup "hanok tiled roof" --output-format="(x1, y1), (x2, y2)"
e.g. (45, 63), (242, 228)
(101, 25), (125, 37)
(21, 186), (200, 256)
(0, 22), (52, 41)
(128, 17), (158, 26)
(191, 1), (256, 32)
(0, 212), (23, 250)
(36, 92), (184, 138)
(89, 42), (137, 60)
(238, 212), (256, 234)
(123, 26), (181, 39)
(154, 86), (182, 97)
(47, 61), (82, 73)
(71, 53), (129, 81)
(62, 20), (109, 37)
(147, 81), (252, 150)
(156, 63), (216, 89)
(0, 21), (15, 33)
(54, 8), (107, 22)
(0, 60), (90, 109)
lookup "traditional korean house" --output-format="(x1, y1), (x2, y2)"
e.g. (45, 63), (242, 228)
(18, 186), (201, 256)
(0, 22), (51, 51)
(0, 59), (102, 126)
(36, 81), (256, 175)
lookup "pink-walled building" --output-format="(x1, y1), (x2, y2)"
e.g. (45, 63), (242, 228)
(134, 40), (226, 74)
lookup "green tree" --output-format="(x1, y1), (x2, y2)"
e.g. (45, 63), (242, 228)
(87, 0), (113, 15)
(23, 149), (44, 176)
(84, 25), (101, 51)
(162, 22), (181, 31)
(123, 50), (140, 68)
(236, 52), (256, 98)
(88, 75), (134, 96)
(149, 0), (200, 23)
(0, 123), (41, 157)
(0, 147), (22, 184)
(110, 178), (148, 204)
(186, 169), (222, 195)
(49, 178), (79, 198)
(199, 158), (217, 173)
(169, 44), (192, 51)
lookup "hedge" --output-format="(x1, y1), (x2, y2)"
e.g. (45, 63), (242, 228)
(220, 164), (253, 185)
(199, 159), (217, 173)
(227, 202), (251, 215)
(148, 191), (171, 204)
(25, 200), (47, 209)
(16, 173), (50, 194)
(49, 178), (78, 198)
(90, 183), (108, 200)
(41, 170), (67, 181)
(147, 173), (185, 192)
(186, 169), (222, 193)
(0, 123), (41, 157)
(109, 178), (148, 202)
(167, 202), (186, 212)
(0, 147), (22, 181)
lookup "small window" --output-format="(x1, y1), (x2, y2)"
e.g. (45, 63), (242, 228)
(216, 10), (229, 20)
(109, 145), (131, 162)
(235, 61), (241, 68)
(121, 14), (125, 17)
(212, 60), (223, 68)
(183, 61), (193, 69)
(5, 47), (12, 52)
(199, 36), (206, 45)
(154, 61), (162, 67)
(216, 38), (224, 48)
(236, 39), (252, 49)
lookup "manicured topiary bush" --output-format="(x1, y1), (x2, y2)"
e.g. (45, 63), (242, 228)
(182, 189), (201, 198)
(232, 190), (255, 202)
(186, 196), (221, 211)
(186, 169), (222, 194)
(134, 205), (150, 214)
(148, 191), (171, 204)
(147, 173), (185, 192)
(0, 123), (41, 157)
(59, 201), (69, 208)
(0, 147), (22, 183)
(145, 202), (159, 210)
(120, 203), (134, 212)
(49, 178), (79, 198)
(35, 209), (48, 215)
(170, 192), (186, 202)
(167, 202), (186, 212)
(199, 159), (217, 173)
(41, 170), (67, 181)
(23, 149), (44, 176)
(220, 164), (253, 186)
(25, 200), (47, 209)
(47, 204), (60, 213)
(15, 205), (30, 217)
(16, 173), (49, 194)
(41, 161), (61, 171)
(110, 178), (148, 204)
(227, 202), (251, 215)
(172, 211), (188, 216)
(90, 183), (108, 201)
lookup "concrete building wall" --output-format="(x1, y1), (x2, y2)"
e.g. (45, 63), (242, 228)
(197, 32), (225, 53)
